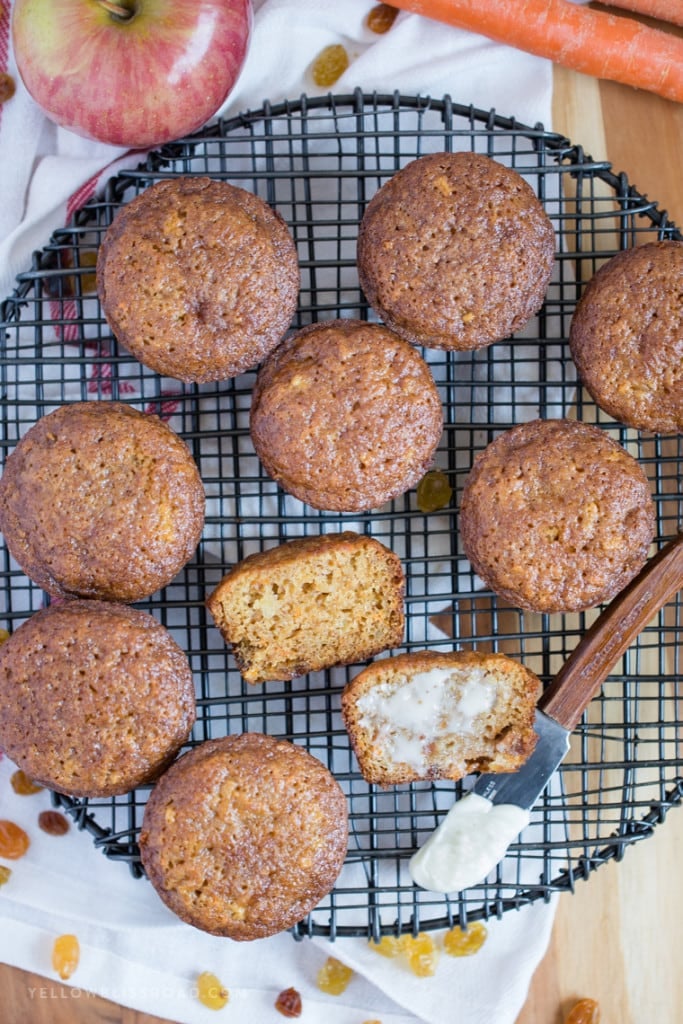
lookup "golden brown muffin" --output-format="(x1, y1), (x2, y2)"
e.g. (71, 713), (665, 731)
(341, 650), (541, 786)
(0, 401), (205, 602)
(0, 601), (196, 797)
(459, 418), (656, 613)
(97, 177), (300, 383)
(139, 734), (348, 939)
(249, 319), (443, 511)
(569, 241), (683, 433)
(206, 531), (405, 683)
(357, 151), (555, 351)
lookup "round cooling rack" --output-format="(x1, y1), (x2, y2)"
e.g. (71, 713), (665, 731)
(1, 91), (682, 940)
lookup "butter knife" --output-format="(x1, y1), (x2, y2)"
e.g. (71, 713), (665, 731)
(410, 530), (683, 893)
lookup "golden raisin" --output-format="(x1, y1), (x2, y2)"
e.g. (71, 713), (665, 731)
(52, 934), (80, 981)
(275, 987), (302, 1017)
(10, 769), (44, 796)
(311, 44), (350, 88)
(0, 820), (30, 859)
(78, 251), (98, 294)
(565, 998), (601, 1024)
(367, 3), (398, 33)
(39, 810), (70, 836)
(0, 865), (12, 887)
(196, 971), (229, 1010)
(404, 933), (439, 977)
(443, 921), (488, 957)
(369, 935), (402, 958)
(416, 469), (453, 512)
(316, 956), (353, 995)
(0, 628), (9, 644)
(0, 73), (15, 104)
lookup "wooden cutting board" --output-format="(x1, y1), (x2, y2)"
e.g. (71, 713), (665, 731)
(2, 64), (683, 1024)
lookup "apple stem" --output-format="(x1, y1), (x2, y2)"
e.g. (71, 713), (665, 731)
(97, 0), (135, 20)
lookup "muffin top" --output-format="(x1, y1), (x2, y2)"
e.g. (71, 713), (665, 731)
(250, 319), (443, 511)
(0, 600), (196, 797)
(97, 176), (300, 382)
(357, 151), (555, 351)
(569, 241), (683, 433)
(459, 418), (656, 613)
(0, 401), (205, 602)
(139, 733), (348, 939)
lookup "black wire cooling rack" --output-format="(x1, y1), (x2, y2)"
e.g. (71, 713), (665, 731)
(1, 91), (682, 939)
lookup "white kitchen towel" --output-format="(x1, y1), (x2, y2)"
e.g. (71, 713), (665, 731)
(0, 755), (557, 1024)
(0, 2), (558, 1023)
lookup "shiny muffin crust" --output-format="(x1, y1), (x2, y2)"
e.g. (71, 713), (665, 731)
(0, 401), (205, 602)
(97, 176), (300, 383)
(357, 151), (555, 351)
(0, 600), (196, 797)
(250, 318), (443, 512)
(140, 734), (348, 939)
(459, 418), (656, 613)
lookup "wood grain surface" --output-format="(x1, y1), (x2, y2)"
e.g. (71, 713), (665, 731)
(2, 64), (683, 1024)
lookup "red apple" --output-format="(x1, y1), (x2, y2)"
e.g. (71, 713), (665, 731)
(11, 0), (252, 148)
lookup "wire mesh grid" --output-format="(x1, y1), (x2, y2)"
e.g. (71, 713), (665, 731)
(1, 90), (682, 939)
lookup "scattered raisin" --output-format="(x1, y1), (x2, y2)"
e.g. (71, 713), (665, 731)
(275, 987), (302, 1017)
(316, 956), (353, 995)
(565, 998), (601, 1024)
(52, 934), (80, 981)
(311, 44), (350, 88)
(78, 251), (99, 294)
(0, 820), (30, 859)
(10, 769), (44, 796)
(403, 933), (439, 977)
(370, 935), (402, 958)
(367, 3), (398, 33)
(39, 810), (70, 836)
(196, 971), (229, 1010)
(444, 921), (488, 957)
(0, 73), (15, 104)
(0, 865), (12, 887)
(416, 469), (453, 512)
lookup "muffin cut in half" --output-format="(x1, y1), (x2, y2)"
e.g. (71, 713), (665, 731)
(206, 531), (405, 683)
(341, 650), (541, 786)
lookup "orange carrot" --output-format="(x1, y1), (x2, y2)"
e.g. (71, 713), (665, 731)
(598, 0), (683, 29)
(388, 0), (683, 104)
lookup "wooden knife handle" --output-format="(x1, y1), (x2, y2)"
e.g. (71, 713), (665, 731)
(540, 532), (683, 731)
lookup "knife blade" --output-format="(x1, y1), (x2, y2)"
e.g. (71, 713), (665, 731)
(410, 531), (683, 893)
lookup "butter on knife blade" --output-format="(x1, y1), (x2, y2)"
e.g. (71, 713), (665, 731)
(409, 711), (569, 893)
(410, 531), (683, 894)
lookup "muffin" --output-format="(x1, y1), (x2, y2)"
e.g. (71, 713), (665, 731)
(357, 151), (555, 351)
(0, 401), (205, 602)
(569, 241), (683, 433)
(206, 531), (405, 683)
(250, 319), (443, 511)
(139, 734), (348, 939)
(341, 650), (541, 786)
(97, 177), (300, 382)
(0, 601), (196, 797)
(458, 419), (656, 613)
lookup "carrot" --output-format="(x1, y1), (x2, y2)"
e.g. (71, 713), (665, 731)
(598, 0), (683, 29)
(387, 0), (683, 104)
